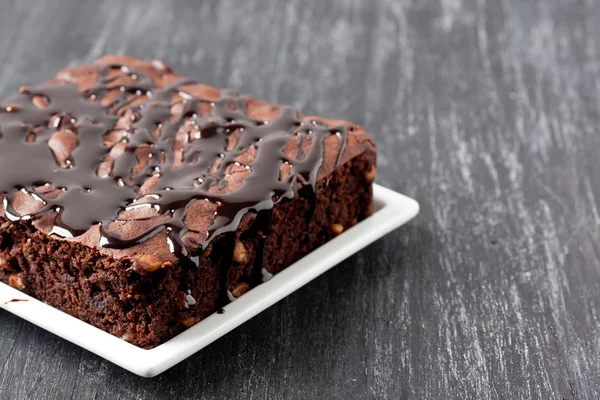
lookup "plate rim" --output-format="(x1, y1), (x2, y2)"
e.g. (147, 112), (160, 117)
(0, 183), (419, 377)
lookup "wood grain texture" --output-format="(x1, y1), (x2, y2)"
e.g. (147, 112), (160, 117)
(0, 0), (598, 398)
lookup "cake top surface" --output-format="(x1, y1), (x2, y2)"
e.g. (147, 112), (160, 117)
(0, 56), (374, 268)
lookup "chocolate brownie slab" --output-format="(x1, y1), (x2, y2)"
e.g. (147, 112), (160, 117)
(0, 56), (376, 348)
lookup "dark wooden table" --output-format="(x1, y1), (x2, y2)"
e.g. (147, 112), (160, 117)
(1, 0), (598, 398)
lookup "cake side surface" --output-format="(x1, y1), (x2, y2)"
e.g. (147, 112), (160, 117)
(0, 56), (376, 348)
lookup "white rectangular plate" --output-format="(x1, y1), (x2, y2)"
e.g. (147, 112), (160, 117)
(0, 184), (418, 377)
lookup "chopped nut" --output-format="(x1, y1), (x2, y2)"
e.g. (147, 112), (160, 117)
(0, 257), (6, 267)
(364, 165), (377, 183)
(32, 95), (49, 109)
(48, 130), (78, 168)
(47, 115), (60, 129)
(138, 174), (160, 195)
(170, 102), (185, 117)
(233, 241), (248, 264)
(115, 109), (141, 129)
(231, 282), (250, 298)
(133, 254), (163, 272)
(120, 331), (136, 343)
(151, 59), (170, 72)
(8, 273), (25, 290)
(331, 224), (344, 235)
(177, 291), (189, 309)
(35, 182), (53, 193)
(182, 316), (199, 328)
(186, 293), (197, 306)
(98, 280), (108, 291)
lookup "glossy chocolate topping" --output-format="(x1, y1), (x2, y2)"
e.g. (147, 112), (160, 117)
(0, 57), (370, 266)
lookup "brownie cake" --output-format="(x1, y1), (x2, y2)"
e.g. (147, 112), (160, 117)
(0, 56), (376, 348)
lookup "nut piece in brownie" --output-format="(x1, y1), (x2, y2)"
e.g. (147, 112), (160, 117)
(0, 56), (376, 348)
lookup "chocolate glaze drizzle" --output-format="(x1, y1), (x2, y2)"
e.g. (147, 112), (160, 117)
(0, 63), (348, 277)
